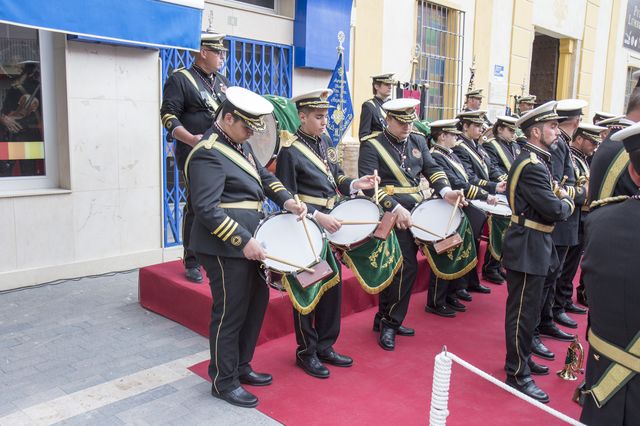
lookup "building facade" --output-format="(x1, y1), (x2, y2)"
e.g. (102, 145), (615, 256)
(0, 0), (636, 289)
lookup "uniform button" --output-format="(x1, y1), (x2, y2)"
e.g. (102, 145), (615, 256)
(407, 167), (411, 171)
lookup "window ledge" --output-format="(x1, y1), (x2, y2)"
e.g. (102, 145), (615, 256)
(0, 188), (72, 199)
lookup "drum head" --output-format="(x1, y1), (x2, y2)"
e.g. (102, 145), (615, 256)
(327, 198), (381, 246)
(470, 194), (512, 216)
(246, 113), (278, 168)
(254, 213), (324, 273)
(410, 198), (462, 242)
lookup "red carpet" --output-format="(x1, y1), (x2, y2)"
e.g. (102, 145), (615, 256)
(188, 266), (587, 425)
(139, 256), (429, 344)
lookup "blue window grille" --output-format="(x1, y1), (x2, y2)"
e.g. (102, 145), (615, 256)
(160, 37), (293, 247)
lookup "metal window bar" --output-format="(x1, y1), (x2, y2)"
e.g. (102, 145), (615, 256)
(416, 1), (465, 122)
(160, 37), (292, 247)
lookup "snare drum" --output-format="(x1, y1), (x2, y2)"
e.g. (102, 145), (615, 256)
(254, 211), (325, 290)
(246, 112), (280, 171)
(410, 198), (462, 244)
(326, 197), (382, 250)
(469, 194), (512, 217)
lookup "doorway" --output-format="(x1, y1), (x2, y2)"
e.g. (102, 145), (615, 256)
(529, 33), (559, 105)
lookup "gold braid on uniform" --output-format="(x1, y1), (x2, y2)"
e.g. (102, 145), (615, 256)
(589, 195), (630, 210)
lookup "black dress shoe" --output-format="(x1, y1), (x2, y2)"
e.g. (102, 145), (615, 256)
(378, 326), (396, 351)
(372, 323), (415, 336)
(565, 303), (587, 315)
(468, 283), (491, 294)
(239, 370), (273, 386)
(456, 289), (473, 302)
(539, 325), (575, 342)
(185, 267), (203, 283)
(212, 385), (258, 408)
(482, 270), (505, 284)
(318, 350), (353, 367)
(505, 378), (549, 403)
(425, 304), (457, 318)
(296, 354), (330, 379)
(446, 298), (467, 312)
(553, 312), (578, 329)
(532, 336), (555, 360)
(529, 361), (550, 376)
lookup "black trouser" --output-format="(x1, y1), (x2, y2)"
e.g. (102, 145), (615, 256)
(427, 271), (460, 308)
(374, 228), (417, 329)
(504, 270), (545, 384)
(198, 253), (269, 394)
(556, 220), (585, 311)
(465, 238), (484, 290)
(536, 245), (569, 331)
(181, 170), (199, 269)
(294, 278), (343, 360)
(483, 248), (502, 275)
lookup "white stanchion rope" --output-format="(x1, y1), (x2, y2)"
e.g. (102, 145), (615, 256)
(429, 348), (585, 426)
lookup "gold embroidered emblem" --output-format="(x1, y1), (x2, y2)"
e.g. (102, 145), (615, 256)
(383, 200), (392, 208)
(327, 147), (338, 164)
(230, 236), (242, 247)
(167, 122), (172, 129)
(412, 148), (422, 159)
(530, 152), (539, 164)
(593, 353), (600, 361)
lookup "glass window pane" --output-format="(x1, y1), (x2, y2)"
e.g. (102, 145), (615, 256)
(0, 24), (44, 178)
(233, 0), (275, 9)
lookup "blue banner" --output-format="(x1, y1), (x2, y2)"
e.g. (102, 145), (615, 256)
(326, 51), (354, 146)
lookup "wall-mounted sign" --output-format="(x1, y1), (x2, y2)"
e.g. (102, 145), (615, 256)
(493, 64), (505, 79)
(624, 0), (640, 53)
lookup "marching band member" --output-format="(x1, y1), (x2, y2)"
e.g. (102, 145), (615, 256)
(503, 101), (575, 403)
(358, 73), (396, 139)
(275, 89), (378, 379)
(359, 98), (464, 350)
(186, 87), (306, 408)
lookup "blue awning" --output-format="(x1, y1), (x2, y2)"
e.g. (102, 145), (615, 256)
(0, 0), (203, 51)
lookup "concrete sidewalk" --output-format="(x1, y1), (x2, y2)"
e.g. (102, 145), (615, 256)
(0, 270), (280, 425)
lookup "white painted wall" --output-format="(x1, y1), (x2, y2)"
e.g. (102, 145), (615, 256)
(486, 1), (515, 120)
(0, 42), (166, 290)
(590, 0), (613, 114)
(533, 0), (587, 40)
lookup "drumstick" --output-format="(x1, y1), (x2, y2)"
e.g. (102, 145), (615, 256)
(339, 220), (381, 225)
(295, 195), (319, 262)
(265, 255), (315, 273)
(445, 194), (462, 234)
(411, 223), (445, 240)
(374, 169), (379, 205)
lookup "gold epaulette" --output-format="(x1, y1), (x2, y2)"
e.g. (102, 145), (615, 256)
(203, 133), (218, 149)
(279, 130), (297, 147)
(485, 137), (496, 143)
(172, 66), (186, 74)
(360, 131), (381, 142)
(529, 152), (539, 164)
(589, 195), (629, 210)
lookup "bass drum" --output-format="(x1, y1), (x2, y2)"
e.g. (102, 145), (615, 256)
(246, 112), (280, 172)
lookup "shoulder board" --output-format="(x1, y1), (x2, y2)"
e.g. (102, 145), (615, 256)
(485, 137), (496, 143)
(279, 130), (297, 147)
(361, 131), (382, 142)
(529, 152), (539, 164)
(411, 130), (426, 136)
(172, 67), (186, 75)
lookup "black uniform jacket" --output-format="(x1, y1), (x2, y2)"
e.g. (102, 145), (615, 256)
(358, 130), (450, 211)
(581, 194), (640, 426)
(550, 130), (586, 246)
(587, 129), (637, 207)
(160, 66), (230, 170)
(430, 144), (490, 201)
(275, 129), (354, 214)
(502, 142), (575, 276)
(453, 134), (506, 193)
(483, 136), (520, 175)
(358, 97), (387, 139)
(186, 124), (292, 258)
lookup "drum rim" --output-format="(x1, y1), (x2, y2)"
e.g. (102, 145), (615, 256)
(469, 198), (512, 217)
(246, 112), (280, 168)
(254, 210), (326, 274)
(327, 196), (383, 249)
(409, 197), (463, 243)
